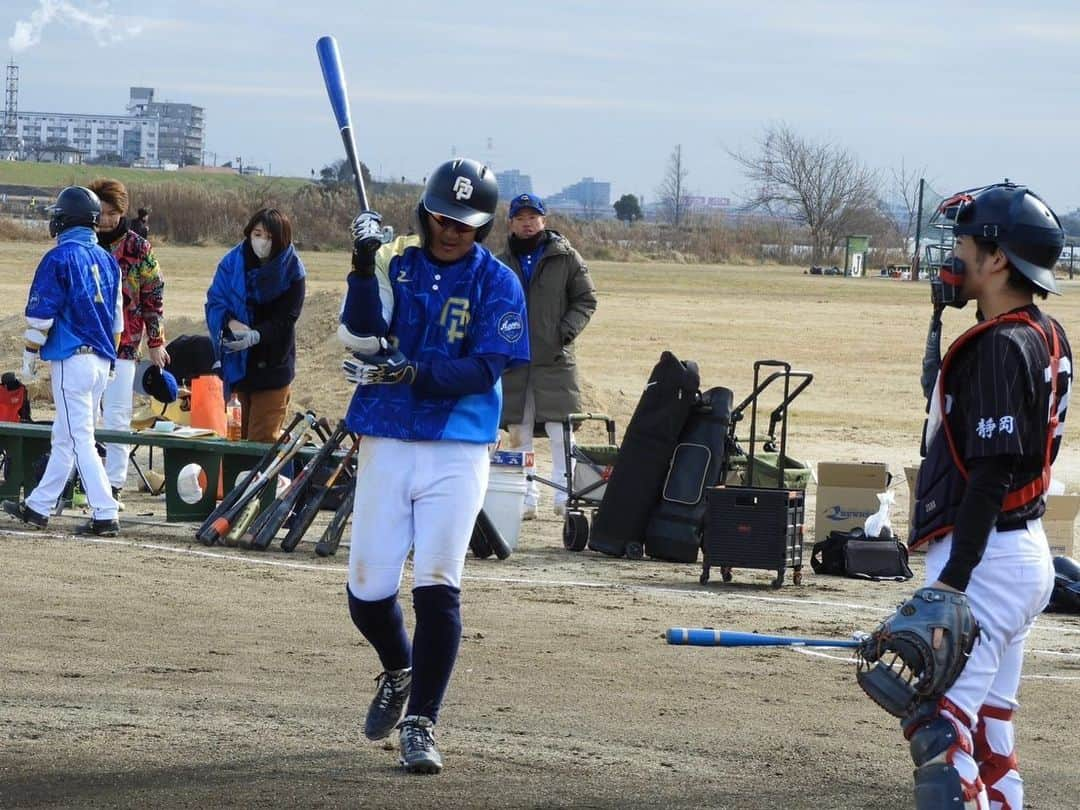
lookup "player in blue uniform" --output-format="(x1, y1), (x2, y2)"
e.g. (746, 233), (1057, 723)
(338, 158), (529, 774)
(3, 186), (123, 536)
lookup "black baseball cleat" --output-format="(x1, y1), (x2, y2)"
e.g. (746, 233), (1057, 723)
(398, 715), (442, 774)
(3, 500), (48, 530)
(82, 518), (120, 537)
(364, 668), (411, 741)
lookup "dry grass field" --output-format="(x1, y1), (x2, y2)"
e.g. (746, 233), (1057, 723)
(1, 239), (1078, 809)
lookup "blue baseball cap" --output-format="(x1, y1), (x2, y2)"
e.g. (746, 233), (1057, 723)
(509, 193), (546, 218)
(135, 360), (180, 403)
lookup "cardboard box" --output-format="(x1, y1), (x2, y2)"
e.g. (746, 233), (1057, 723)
(815, 462), (891, 536)
(1044, 494), (1079, 558)
(905, 465), (920, 546)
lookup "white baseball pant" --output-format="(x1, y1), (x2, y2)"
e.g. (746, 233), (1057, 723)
(347, 436), (489, 601)
(27, 354), (118, 521)
(100, 356), (136, 490)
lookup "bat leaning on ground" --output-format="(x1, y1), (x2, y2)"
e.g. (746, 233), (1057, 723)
(196, 412), (315, 545)
(316, 35), (369, 210)
(666, 628), (861, 648)
(244, 422), (350, 551)
(195, 410), (306, 541)
(314, 475), (357, 558)
(280, 435), (359, 553)
(469, 508), (513, 561)
(196, 414), (317, 548)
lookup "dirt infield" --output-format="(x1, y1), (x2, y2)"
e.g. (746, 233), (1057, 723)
(1, 244), (1078, 808)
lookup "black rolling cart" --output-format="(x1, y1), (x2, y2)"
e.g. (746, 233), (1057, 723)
(700, 360), (812, 589)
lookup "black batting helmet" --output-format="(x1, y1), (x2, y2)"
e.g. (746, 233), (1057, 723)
(47, 186), (101, 237)
(1049, 556), (1080, 614)
(417, 158), (499, 243)
(951, 182), (1064, 294)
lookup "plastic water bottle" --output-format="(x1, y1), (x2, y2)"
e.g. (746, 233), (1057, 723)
(226, 393), (243, 441)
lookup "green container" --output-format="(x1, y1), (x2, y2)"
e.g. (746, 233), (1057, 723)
(729, 452), (810, 490)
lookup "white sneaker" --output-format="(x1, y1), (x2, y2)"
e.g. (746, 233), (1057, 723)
(521, 505), (538, 521)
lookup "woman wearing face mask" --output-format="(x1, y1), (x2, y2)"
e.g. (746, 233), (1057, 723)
(205, 208), (306, 442)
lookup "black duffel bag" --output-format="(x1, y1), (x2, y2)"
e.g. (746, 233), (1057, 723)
(811, 528), (913, 582)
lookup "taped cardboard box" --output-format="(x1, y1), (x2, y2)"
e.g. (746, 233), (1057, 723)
(815, 462), (891, 537)
(907, 462), (1077, 557)
(905, 465), (920, 549)
(1044, 494), (1079, 558)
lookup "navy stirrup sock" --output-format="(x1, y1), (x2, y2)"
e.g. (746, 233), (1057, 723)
(407, 584), (462, 723)
(346, 587), (411, 672)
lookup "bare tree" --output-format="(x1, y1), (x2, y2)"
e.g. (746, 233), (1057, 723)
(890, 159), (928, 249)
(657, 144), (688, 227)
(730, 123), (879, 262)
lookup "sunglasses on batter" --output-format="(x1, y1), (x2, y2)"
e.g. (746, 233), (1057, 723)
(428, 213), (476, 234)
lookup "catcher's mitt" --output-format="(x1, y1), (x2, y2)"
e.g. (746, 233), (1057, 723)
(855, 587), (980, 718)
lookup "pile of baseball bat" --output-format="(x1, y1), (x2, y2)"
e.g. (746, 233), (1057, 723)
(194, 412), (357, 556)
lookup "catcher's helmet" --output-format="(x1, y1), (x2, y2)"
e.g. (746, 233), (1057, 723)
(47, 186), (101, 238)
(417, 158), (499, 243)
(951, 182), (1064, 294)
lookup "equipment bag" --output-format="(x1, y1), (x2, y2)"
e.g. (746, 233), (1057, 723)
(643, 386), (734, 563)
(589, 351), (700, 557)
(811, 529), (913, 582)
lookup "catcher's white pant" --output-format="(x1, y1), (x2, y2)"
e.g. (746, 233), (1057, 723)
(513, 384), (573, 510)
(100, 357), (136, 490)
(26, 354), (118, 521)
(925, 520), (1054, 809)
(347, 437), (488, 601)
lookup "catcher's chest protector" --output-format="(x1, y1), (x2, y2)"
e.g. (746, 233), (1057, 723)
(588, 351), (700, 557)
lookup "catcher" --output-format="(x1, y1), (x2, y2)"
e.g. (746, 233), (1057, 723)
(856, 183), (1071, 809)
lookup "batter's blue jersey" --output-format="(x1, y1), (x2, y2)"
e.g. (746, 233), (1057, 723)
(345, 244), (530, 442)
(27, 227), (121, 362)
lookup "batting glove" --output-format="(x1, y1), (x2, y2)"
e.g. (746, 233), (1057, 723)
(223, 328), (260, 353)
(342, 350), (417, 386)
(21, 348), (38, 380)
(351, 211), (385, 278)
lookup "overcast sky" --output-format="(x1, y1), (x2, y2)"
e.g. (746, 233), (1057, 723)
(3, 0), (1079, 210)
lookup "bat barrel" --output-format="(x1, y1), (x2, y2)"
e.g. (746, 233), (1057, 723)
(666, 628), (860, 648)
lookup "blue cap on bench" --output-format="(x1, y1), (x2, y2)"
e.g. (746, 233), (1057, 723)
(134, 361), (179, 403)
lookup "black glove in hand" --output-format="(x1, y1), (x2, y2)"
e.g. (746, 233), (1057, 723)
(350, 211), (383, 278)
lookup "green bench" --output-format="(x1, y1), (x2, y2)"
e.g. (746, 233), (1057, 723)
(0, 422), (287, 523)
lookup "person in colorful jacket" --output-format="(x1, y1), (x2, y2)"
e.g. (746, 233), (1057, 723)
(89, 178), (167, 507)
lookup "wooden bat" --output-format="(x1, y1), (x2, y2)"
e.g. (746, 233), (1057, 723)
(280, 435), (359, 553)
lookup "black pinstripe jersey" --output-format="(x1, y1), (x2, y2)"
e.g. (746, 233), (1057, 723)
(946, 305), (1071, 523)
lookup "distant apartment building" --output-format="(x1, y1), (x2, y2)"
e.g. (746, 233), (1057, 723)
(14, 109), (160, 165)
(127, 87), (204, 166)
(9, 86), (204, 167)
(496, 169), (533, 200)
(546, 177), (612, 219)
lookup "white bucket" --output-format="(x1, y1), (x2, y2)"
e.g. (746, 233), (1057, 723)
(482, 467), (527, 552)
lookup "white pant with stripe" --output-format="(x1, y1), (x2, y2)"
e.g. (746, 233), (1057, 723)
(26, 354), (118, 521)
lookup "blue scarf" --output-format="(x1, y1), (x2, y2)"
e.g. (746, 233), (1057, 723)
(205, 242), (306, 387)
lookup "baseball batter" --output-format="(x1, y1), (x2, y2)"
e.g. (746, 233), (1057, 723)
(338, 158), (529, 774)
(860, 183), (1071, 809)
(3, 186), (122, 536)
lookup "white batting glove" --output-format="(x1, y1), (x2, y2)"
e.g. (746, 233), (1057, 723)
(223, 328), (260, 353)
(21, 348), (38, 380)
(350, 211), (384, 243)
(342, 351), (417, 386)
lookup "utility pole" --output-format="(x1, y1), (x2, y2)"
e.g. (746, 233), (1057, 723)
(911, 177), (924, 281)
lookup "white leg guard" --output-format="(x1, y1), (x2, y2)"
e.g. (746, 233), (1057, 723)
(974, 705), (1022, 810)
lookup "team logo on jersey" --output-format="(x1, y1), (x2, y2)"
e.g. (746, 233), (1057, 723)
(497, 312), (524, 344)
(452, 177), (474, 201)
(439, 297), (471, 343)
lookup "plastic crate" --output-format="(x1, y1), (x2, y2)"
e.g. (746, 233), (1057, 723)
(701, 485), (805, 588)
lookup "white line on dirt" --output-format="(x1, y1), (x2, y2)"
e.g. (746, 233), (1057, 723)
(7, 530), (1080, 648)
